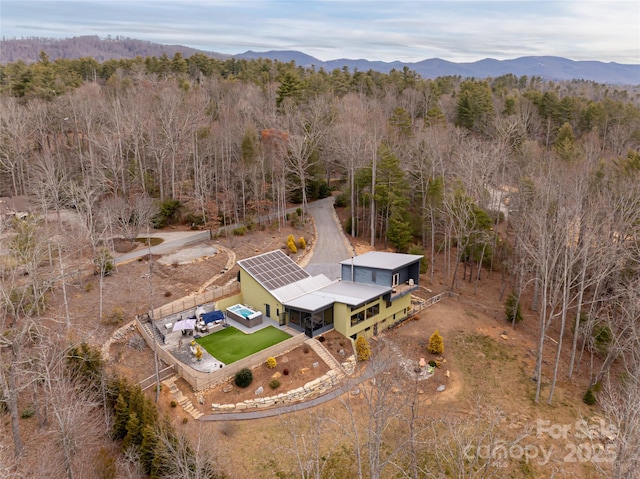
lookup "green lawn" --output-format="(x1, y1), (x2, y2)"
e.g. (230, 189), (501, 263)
(196, 326), (291, 364)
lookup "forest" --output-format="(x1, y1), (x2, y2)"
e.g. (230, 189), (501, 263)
(1, 52), (639, 478)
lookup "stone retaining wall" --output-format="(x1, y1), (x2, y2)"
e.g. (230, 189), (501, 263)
(210, 357), (355, 412)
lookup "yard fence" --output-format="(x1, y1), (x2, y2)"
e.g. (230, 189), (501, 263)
(147, 282), (241, 320)
(411, 290), (459, 315)
(139, 366), (176, 391)
(134, 316), (305, 392)
(135, 289), (457, 392)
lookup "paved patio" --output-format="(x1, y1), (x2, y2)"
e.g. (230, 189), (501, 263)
(153, 303), (289, 373)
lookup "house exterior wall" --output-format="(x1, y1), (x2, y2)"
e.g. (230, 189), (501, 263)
(216, 292), (244, 311)
(238, 270), (283, 321)
(341, 264), (420, 288)
(333, 293), (412, 339)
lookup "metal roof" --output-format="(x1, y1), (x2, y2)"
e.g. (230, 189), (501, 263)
(271, 274), (334, 303)
(339, 251), (423, 270)
(238, 250), (311, 291)
(284, 293), (336, 312)
(285, 280), (391, 311)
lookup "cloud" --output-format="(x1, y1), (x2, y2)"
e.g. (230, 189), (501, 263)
(1, 0), (638, 63)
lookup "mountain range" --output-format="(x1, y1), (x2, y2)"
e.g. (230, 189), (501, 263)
(2, 36), (638, 85)
(236, 50), (640, 85)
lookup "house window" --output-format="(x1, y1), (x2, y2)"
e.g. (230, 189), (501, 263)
(366, 303), (379, 319)
(351, 311), (365, 326)
(392, 273), (399, 287)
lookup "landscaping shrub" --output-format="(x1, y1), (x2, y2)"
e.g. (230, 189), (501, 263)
(356, 336), (371, 361)
(505, 291), (523, 323)
(583, 388), (596, 405)
(170, 401), (177, 408)
(269, 379), (281, 390)
(164, 291), (172, 297)
(266, 357), (277, 369)
(286, 234), (298, 253)
(302, 344), (310, 354)
(282, 368), (290, 376)
(233, 226), (247, 236)
(298, 236), (307, 249)
(428, 330), (444, 355)
(234, 368), (253, 388)
(428, 360), (437, 368)
(288, 211), (301, 227)
(318, 336), (326, 343)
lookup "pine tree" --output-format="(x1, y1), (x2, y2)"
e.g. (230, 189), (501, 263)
(112, 393), (129, 440)
(122, 411), (142, 451)
(139, 424), (158, 474)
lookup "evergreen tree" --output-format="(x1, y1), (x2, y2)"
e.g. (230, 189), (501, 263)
(122, 411), (142, 451)
(139, 424), (159, 474)
(428, 330), (444, 355)
(112, 393), (129, 440)
(276, 70), (303, 107)
(455, 80), (494, 133)
(387, 211), (413, 252)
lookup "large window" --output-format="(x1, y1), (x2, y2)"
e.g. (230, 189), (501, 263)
(366, 303), (380, 319)
(351, 311), (365, 326)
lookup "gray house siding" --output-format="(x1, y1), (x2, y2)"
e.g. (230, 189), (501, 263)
(341, 265), (394, 287)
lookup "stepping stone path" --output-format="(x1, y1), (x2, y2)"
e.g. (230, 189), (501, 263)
(162, 377), (203, 420)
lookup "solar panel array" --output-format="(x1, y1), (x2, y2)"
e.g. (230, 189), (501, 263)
(239, 250), (311, 290)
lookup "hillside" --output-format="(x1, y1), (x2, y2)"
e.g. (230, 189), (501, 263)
(0, 35), (229, 63)
(2, 36), (638, 84)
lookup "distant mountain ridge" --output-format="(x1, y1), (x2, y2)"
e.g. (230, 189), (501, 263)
(237, 50), (640, 85)
(2, 36), (638, 85)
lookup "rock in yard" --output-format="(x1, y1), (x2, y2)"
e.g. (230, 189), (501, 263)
(255, 386), (264, 395)
(437, 384), (446, 392)
(445, 370), (450, 378)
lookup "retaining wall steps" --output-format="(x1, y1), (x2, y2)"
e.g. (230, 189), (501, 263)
(163, 377), (203, 420)
(305, 338), (347, 379)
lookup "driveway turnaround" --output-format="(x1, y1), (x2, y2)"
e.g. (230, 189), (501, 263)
(115, 230), (211, 265)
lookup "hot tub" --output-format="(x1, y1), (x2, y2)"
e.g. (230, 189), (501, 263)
(226, 304), (263, 328)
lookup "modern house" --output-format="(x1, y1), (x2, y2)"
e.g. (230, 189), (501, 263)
(237, 250), (422, 339)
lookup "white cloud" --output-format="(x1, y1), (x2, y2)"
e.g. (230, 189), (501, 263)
(1, 0), (638, 63)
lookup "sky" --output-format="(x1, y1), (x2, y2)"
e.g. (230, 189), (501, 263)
(1, 0), (639, 64)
